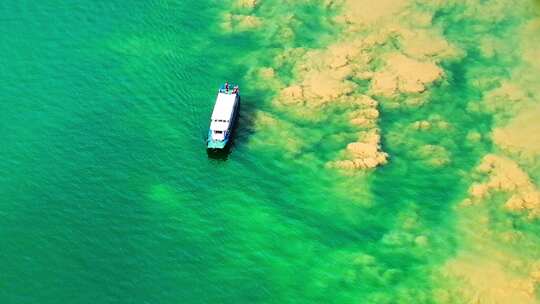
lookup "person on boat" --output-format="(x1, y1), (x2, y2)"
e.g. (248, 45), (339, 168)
(225, 81), (229, 93)
(232, 86), (238, 94)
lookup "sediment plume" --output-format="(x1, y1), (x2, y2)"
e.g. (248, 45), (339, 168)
(222, 0), (262, 32)
(221, 13), (262, 32)
(449, 2), (540, 298)
(464, 154), (540, 219)
(223, 0), (470, 171)
(370, 53), (443, 97)
(235, 0), (257, 9)
(222, 0), (540, 301)
(449, 8), (540, 301)
(253, 0), (461, 170)
(328, 129), (388, 170)
(442, 254), (540, 304)
(492, 104), (540, 159)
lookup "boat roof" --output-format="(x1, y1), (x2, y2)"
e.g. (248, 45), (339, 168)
(211, 92), (237, 121)
(210, 121), (229, 131)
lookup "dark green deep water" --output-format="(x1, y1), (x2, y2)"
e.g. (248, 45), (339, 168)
(1, 1), (539, 304)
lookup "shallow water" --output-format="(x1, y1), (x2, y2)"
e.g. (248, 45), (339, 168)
(1, 1), (539, 303)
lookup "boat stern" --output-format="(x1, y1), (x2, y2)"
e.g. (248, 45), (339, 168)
(207, 138), (228, 150)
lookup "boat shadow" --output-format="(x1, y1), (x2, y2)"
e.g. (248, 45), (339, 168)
(206, 145), (232, 160)
(231, 95), (257, 149)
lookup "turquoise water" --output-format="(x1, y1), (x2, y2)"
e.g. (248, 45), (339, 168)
(0, 2), (250, 302)
(1, 1), (539, 303)
(0, 2), (355, 303)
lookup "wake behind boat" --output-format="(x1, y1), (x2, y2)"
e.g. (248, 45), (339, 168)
(207, 82), (240, 151)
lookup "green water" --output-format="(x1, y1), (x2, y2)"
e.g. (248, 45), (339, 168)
(1, 1), (539, 303)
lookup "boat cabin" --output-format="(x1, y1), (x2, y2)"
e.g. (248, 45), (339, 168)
(209, 91), (237, 141)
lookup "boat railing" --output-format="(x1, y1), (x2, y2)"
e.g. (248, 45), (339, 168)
(218, 84), (239, 94)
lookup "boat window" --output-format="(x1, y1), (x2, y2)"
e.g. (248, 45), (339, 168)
(215, 130), (223, 134)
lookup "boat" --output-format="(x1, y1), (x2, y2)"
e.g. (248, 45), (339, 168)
(207, 83), (240, 150)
